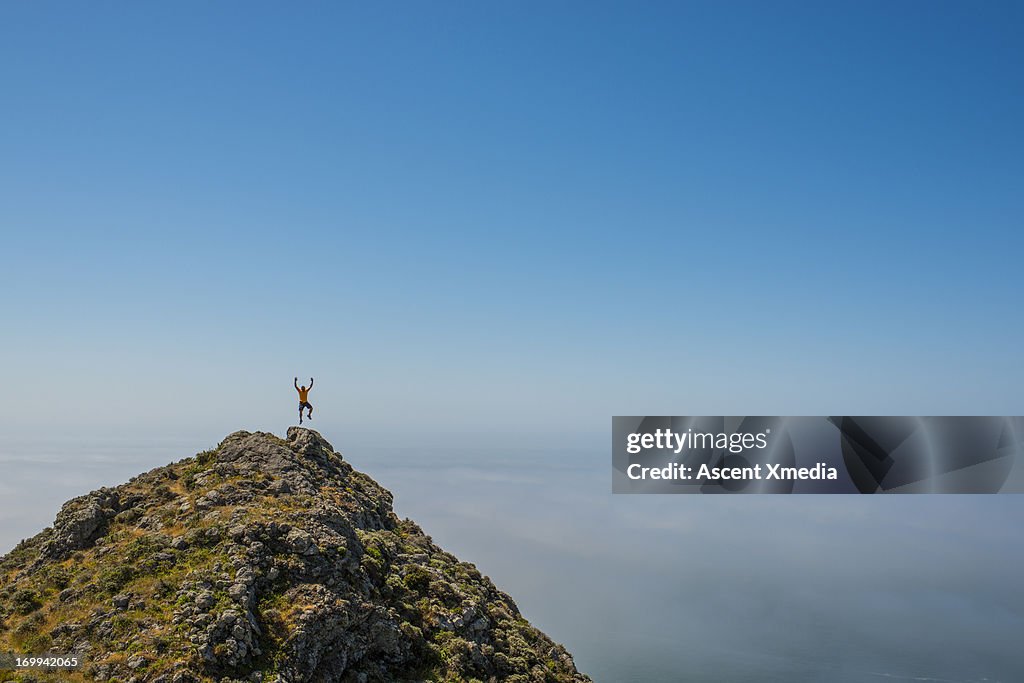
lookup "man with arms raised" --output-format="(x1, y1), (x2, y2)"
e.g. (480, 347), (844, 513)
(295, 377), (314, 424)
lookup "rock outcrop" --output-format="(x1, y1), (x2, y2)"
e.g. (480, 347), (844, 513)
(0, 428), (591, 683)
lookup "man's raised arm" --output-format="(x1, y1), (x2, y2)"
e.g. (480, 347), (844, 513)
(294, 377), (299, 391)
(308, 377), (314, 389)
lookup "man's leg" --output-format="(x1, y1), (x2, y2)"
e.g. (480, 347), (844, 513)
(307, 402), (313, 420)
(298, 404), (303, 424)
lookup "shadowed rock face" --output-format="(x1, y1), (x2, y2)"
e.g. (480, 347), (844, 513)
(0, 428), (592, 683)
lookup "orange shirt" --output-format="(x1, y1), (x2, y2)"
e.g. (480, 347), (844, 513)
(297, 387), (310, 402)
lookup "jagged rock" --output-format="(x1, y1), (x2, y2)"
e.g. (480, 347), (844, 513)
(0, 428), (591, 683)
(37, 488), (121, 560)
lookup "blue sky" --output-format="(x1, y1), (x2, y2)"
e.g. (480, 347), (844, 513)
(2, 1), (1023, 441)
(2, 7), (1024, 679)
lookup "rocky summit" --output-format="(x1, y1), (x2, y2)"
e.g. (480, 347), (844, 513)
(0, 428), (591, 683)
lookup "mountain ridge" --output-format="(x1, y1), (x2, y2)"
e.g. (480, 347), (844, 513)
(0, 427), (591, 683)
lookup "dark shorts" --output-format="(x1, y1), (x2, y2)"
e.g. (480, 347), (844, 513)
(299, 402), (312, 410)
